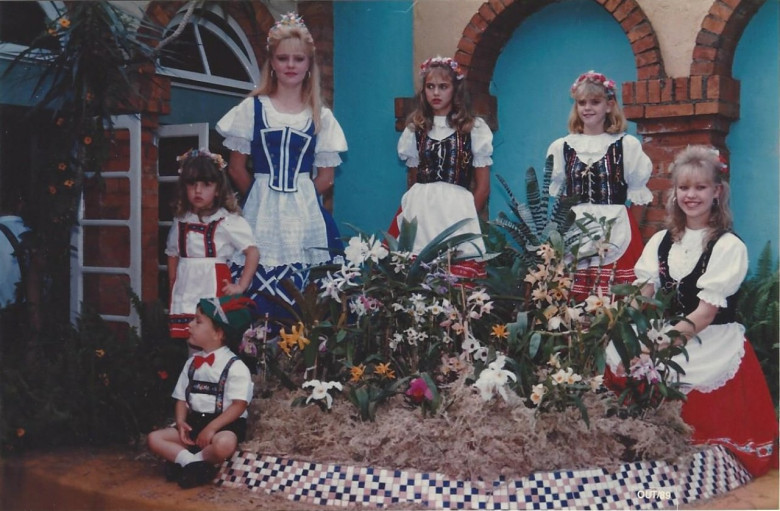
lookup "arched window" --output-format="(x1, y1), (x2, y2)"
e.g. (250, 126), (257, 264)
(158, 7), (259, 94)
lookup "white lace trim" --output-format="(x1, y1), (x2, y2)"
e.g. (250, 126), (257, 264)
(685, 339), (745, 394)
(223, 136), (251, 155)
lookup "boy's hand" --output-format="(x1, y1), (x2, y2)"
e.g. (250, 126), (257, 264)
(196, 425), (217, 448)
(221, 279), (244, 295)
(177, 421), (195, 446)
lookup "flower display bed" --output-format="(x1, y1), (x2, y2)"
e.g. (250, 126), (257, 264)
(216, 445), (750, 510)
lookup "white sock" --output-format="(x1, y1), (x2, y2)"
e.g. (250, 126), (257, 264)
(174, 449), (196, 466)
(191, 451), (205, 463)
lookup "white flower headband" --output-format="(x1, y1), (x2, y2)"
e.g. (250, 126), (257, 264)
(571, 70), (617, 99)
(420, 56), (465, 81)
(267, 12), (308, 46)
(176, 148), (227, 174)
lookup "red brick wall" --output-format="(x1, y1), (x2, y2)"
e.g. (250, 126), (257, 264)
(396, 0), (764, 240)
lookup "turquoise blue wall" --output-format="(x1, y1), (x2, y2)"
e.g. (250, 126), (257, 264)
(162, 88), (242, 126)
(490, 0), (638, 212)
(332, 1), (413, 237)
(730, 0), (779, 271)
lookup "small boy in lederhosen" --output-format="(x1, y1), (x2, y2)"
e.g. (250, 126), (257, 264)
(148, 295), (254, 488)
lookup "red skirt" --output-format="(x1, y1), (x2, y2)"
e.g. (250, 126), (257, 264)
(605, 341), (778, 477)
(570, 209), (643, 301)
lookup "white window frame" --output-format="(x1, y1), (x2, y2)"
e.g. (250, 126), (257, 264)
(156, 6), (259, 93)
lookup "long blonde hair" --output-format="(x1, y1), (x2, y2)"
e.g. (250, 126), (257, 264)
(250, 18), (323, 133)
(567, 80), (627, 134)
(666, 145), (732, 244)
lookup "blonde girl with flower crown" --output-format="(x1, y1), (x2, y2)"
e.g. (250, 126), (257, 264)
(546, 70), (653, 300)
(605, 145), (778, 476)
(390, 56), (493, 279)
(216, 12), (347, 329)
(166, 150), (259, 344)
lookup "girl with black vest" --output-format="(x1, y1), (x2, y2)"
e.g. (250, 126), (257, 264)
(606, 145), (777, 476)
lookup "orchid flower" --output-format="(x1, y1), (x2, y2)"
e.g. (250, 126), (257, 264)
(473, 355), (517, 401)
(302, 380), (342, 409)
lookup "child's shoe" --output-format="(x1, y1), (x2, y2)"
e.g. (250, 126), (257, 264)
(164, 461), (182, 482)
(177, 461), (218, 489)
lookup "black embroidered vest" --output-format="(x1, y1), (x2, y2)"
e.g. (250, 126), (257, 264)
(562, 137), (627, 204)
(658, 231), (738, 325)
(415, 129), (474, 189)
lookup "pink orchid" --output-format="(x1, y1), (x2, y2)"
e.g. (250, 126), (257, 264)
(406, 377), (433, 403)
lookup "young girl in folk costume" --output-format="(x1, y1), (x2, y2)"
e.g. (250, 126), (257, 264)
(216, 12), (347, 327)
(148, 295), (256, 488)
(546, 70), (652, 300)
(391, 56), (493, 278)
(605, 146), (778, 477)
(166, 150), (259, 344)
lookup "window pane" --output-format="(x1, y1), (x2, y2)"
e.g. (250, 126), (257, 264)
(201, 27), (251, 82)
(159, 24), (204, 74)
(159, 135), (200, 177)
(0, 2), (58, 50)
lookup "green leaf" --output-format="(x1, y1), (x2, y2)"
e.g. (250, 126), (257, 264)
(529, 331), (542, 358)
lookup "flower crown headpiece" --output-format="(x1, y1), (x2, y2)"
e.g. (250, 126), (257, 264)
(708, 147), (729, 177)
(176, 148), (227, 174)
(420, 56), (465, 81)
(267, 12), (308, 45)
(571, 70), (617, 99)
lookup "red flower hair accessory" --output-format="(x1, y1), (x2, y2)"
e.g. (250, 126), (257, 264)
(420, 56), (465, 81)
(708, 148), (729, 176)
(571, 70), (617, 99)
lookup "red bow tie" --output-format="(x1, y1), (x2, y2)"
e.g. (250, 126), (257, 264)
(193, 353), (215, 369)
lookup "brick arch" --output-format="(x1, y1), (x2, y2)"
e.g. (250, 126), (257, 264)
(455, 0), (665, 104)
(690, 0), (767, 76)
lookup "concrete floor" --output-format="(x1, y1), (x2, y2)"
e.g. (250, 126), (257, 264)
(1, 448), (778, 510)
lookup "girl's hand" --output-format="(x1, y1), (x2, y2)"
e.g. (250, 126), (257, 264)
(196, 426), (216, 449)
(177, 421), (195, 445)
(221, 279), (245, 295)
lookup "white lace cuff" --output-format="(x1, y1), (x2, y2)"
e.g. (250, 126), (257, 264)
(314, 152), (343, 168)
(222, 136), (251, 155)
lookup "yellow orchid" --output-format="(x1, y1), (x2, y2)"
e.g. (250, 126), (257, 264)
(350, 364), (365, 383)
(491, 324), (509, 339)
(280, 322), (310, 352)
(374, 362), (395, 379)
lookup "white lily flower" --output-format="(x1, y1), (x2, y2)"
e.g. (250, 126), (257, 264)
(319, 272), (343, 303)
(551, 368), (568, 385)
(474, 358), (517, 401)
(589, 374), (604, 391)
(365, 235), (389, 263)
(344, 237), (368, 265)
(530, 383), (547, 405)
(302, 380), (343, 409)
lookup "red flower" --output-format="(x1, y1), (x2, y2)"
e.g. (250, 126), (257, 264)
(406, 377), (433, 404)
(157, 370), (168, 380)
